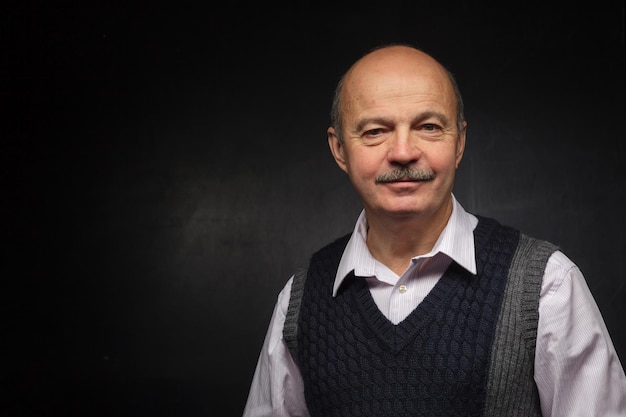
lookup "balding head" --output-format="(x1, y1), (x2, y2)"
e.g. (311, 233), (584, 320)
(330, 44), (465, 143)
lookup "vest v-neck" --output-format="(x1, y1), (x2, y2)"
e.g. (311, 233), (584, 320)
(350, 262), (469, 352)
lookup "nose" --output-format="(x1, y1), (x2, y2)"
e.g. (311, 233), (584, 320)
(387, 129), (421, 165)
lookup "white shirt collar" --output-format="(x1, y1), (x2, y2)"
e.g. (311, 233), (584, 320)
(332, 195), (478, 296)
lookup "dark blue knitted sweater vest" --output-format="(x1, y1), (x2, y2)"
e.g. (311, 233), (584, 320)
(284, 216), (557, 417)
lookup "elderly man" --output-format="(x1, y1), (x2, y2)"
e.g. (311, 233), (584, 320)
(243, 44), (626, 416)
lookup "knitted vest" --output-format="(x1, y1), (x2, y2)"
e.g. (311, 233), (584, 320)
(284, 216), (557, 417)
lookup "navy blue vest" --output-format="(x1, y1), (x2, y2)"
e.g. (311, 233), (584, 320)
(285, 216), (555, 417)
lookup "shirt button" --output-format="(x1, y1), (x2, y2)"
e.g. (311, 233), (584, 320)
(398, 285), (407, 294)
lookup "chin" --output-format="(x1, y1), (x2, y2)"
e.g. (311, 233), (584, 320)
(377, 205), (429, 218)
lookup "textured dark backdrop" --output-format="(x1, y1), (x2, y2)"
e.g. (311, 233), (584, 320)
(2, 2), (625, 416)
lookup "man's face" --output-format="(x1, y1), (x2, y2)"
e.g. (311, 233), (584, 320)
(328, 47), (465, 223)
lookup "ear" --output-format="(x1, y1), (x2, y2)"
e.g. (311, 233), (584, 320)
(455, 121), (467, 169)
(327, 127), (348, 173)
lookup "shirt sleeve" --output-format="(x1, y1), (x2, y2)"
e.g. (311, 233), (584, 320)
(534, 251), (626, 416)
(242, 277), (310, 417)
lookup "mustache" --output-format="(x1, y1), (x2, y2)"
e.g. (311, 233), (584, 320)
(375, 167), (436, 184)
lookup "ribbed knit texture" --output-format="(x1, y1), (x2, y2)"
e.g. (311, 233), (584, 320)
(284, 265), (309, 357)
(284, 216), (556, 417)
(483, 229), (557, 417)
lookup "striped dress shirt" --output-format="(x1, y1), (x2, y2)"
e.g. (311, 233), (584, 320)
(243, 196), (626, 416)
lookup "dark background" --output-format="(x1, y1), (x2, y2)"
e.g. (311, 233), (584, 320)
(2, 2), (625, 416)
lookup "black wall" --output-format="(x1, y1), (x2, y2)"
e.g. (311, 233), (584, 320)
(3, 2), (625, 416)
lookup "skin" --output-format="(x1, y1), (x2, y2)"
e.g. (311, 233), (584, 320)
(327, 45), (467, 275)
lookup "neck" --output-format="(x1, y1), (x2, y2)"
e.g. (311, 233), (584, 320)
(365, 200), (453, 275)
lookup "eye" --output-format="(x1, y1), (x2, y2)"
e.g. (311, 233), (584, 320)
(416, 122), (446, 141)
(422, 123), (440, 131)
(363, 128), (385, 137)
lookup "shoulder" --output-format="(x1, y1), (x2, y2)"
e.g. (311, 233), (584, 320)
(541, 249), (584, 299)
(546, 250), (578, 271)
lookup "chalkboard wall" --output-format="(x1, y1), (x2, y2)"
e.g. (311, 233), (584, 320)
(3, 3), (624, 416)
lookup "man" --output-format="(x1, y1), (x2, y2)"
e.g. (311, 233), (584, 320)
(242, 44), (626, 416)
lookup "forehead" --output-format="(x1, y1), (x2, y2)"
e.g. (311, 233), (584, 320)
(342, 48), (455, 117)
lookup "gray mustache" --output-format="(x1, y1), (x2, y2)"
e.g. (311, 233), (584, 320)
(375, 167), (436, 183)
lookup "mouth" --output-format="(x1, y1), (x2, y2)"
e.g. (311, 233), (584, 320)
(383, 179), (421, 185)
(381, 179), (430, 188)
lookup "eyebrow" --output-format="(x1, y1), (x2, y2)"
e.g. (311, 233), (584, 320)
(354, 117), (393, 133)
(415, 111), (449, 125)
(354, 111), (450, 133)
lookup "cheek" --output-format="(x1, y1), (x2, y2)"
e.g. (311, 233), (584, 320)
(345, 149), (381, 178)
(427, 146), (459, 171)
